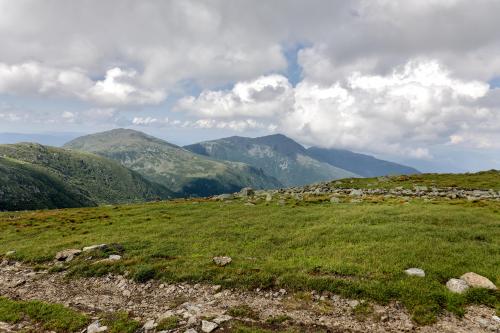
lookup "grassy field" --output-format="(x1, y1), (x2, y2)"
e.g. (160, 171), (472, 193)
(1, 196), (499, 325)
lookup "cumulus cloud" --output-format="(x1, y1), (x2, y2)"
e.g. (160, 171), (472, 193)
(0, 62), (165, 106)
(176, 59), (500, 158)
(175, 75), (293, 118)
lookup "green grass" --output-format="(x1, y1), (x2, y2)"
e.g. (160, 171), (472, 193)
(1, 197), (499, 325)
(156, 315), (180, 330)
(102, 311), (141, 333)
(329, 170), (500, 191)
(0, 297), (88, 332)
(228, 305), (259, 319)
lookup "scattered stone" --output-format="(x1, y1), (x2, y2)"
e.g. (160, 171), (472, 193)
(86, 320), (108, 333)
(240, 187), (255, 197)
(404, 268), (425, 277)
(349, 189), (363, 197)
(108, 255), (121, 261)
(244, 202), (255, 206)
(185, 329), (197, 333)
(213, 315), (232, 324)
(201, 320), (218, 333)
(265, 193), (272, 202)
(330, 197), (340, 203)
(460, 272), (497, 290)
(213, 256), (232, 267)
(143, 319), (156, 331)
(446, 278), (469, 294)
(82, 244), (107, 252)
(414, 185), (428, 192)
(348, 300), (360, 308)
(55, 249), (81, 262)
(215, 194), (232, 201)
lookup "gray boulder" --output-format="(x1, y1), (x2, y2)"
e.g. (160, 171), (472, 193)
(460, 272), (497, 290)
(55, 249), (82, 262)
(201, 320), (218, 333)
(446, 278), (469, 294)
(240, 187), (255, 197)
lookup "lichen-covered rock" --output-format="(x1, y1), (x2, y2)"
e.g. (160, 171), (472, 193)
(213, 256), (232, 266)
(446, 278), (469, 294)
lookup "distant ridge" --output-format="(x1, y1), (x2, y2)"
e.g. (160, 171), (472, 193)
(307, 147), (419, 177)
(185, 134), (358, 187)
(64, 128), (282, 197)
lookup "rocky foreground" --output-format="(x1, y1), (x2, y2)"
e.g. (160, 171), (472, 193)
(0, 260), (499, 333)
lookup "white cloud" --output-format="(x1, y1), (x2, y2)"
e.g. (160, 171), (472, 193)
(176, 75), (293, 118)
(176, 59), (500, 158)
(0, 62), (166, 106)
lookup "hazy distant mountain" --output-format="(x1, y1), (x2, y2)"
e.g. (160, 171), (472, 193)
(0, 132), (82, 147)
(306, 147), (419, 177)
(185, 134), (358, 187)
(64, 129), (282, 196)
(0, 143), (171, 211)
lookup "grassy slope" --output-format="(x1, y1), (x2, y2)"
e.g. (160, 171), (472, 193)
(64, 129), (282, 196)
(325, 170), (500, 191)
(0, 142), (172, 206)
(0, 157), (97, 211)
(1, 196), (498, 324)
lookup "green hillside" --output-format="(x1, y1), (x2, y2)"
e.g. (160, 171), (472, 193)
(64, 129), (282, 196)
(0, 157), (96, 211)
(0, 143), (172, 210)
(185, 134), (358, 187)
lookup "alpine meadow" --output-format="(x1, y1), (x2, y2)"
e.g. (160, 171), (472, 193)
(0, 1), (499, 333)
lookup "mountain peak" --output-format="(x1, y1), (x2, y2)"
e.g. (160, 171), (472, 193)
(64, 128), (178, 151)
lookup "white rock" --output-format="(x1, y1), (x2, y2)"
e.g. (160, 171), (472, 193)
(213, 314), (232, 324)
(143, 319), (156, 331)
(330, 197), (340, 203)
(82, 244), (107, 252)
(55, 249), (81, 262)
(349, 189), (363, 197)
(460, 272), (497, 290)
(201, 321), (218, 333)
(86, 320), (108, 333)
(404, 268), (425, 277)
(213, 256), (232, 266)
(5, 250), (15, 256)
(185, 329), (198, 333)
(348, 300), (360, 308)
(108, 255), (121, 261)
(446, 278), (469, 294)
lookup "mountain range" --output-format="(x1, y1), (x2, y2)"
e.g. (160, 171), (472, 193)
(64, 129), (282, 197)
(1, 129), (418, 211)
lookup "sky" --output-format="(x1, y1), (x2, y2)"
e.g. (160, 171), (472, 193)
(0, 0), (500, 172)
